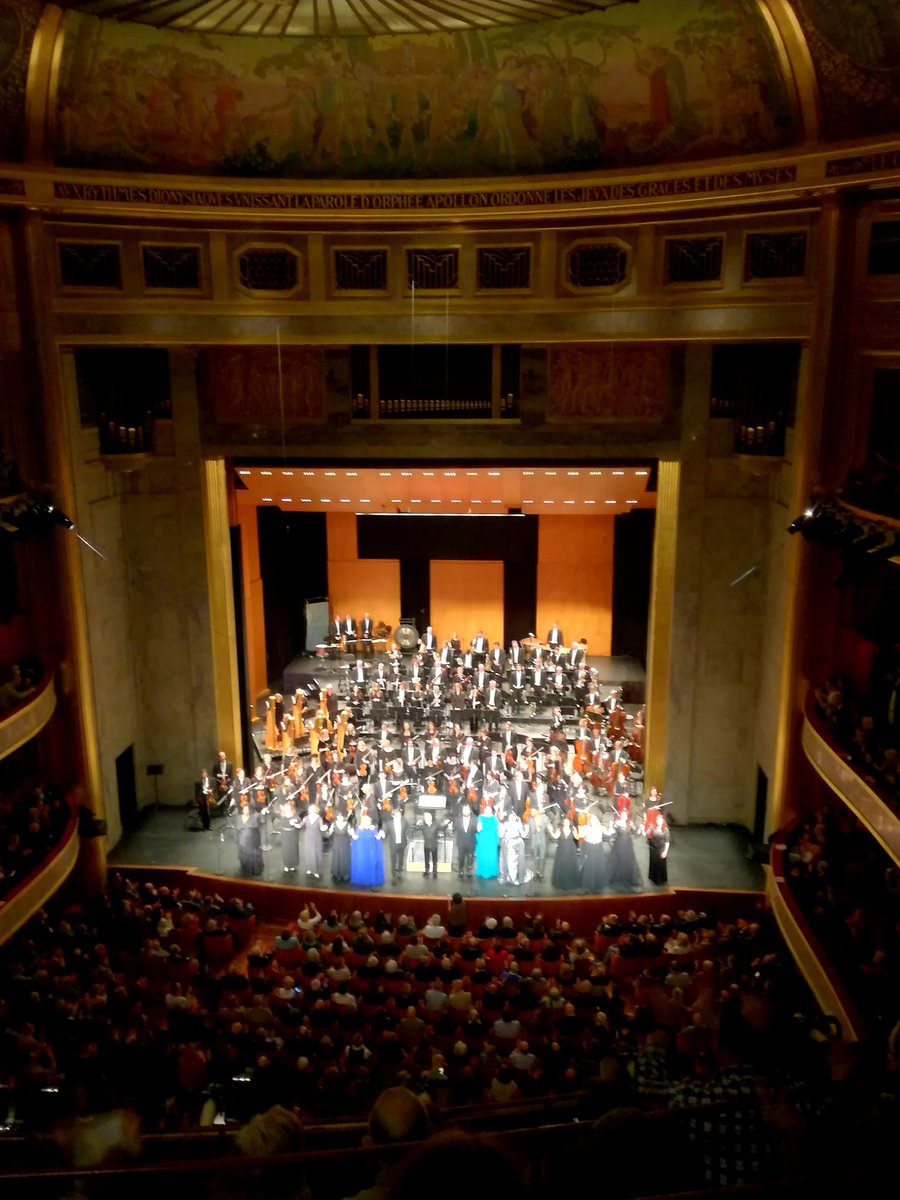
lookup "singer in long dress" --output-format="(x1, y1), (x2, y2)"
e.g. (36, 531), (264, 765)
(608, 815), (643, 892)
(646, 814), (670, 886)
(350, 812), (386, 887)
(549, 816), (580, 890)
(331, 812), (352, 883)
(237, 805), (263, 876)
(280, 799), (302, 873)
(580, 814), (609, 892)
(304, 804), (327, 878)
(475, 803), (500, 880)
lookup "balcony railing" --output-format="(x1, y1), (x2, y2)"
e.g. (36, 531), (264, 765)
(0, 670), (57, 762)
(802, 692), (900, 867)
(0, 810), (78, 946)
(768, 836), (865, 1042)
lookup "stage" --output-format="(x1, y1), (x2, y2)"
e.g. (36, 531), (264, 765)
(110, 805), (765, 900)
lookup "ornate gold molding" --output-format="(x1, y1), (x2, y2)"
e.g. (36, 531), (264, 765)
(201, 458), (242, 763)
(757, 0), (820, 145)
(24, 3), (65, 164)
(644, 459), (680, 792)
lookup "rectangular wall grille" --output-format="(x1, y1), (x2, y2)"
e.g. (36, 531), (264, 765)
(142, 244), (200, 289)
(58, 242), (121, 289)
(333, 248), (388, 292)
(476, 246), (532, 291)
(665, 237), (723, 284)
(744, 232), (807, 281)
(238, 248), (298, 292)
(142, 245), (201, 290)
(566, 241), (628, 289)
(867, 222), (900, 275)
(406, 248), (459, 291)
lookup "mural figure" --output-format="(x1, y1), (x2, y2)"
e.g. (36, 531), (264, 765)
(54, 1), (794, 179)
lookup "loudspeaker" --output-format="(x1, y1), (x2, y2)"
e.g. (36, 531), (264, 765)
(395, 623), (419, 652)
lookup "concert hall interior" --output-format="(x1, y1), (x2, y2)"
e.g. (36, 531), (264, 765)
(2, 0), (900, 1174)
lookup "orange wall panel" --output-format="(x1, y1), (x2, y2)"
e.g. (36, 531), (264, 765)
(536, 516), (614, 654)
(326, 513), (357, 562)
(430, 561), (504, 649)
(328, 559), (401, 636)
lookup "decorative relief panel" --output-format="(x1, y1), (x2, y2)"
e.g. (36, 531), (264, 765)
(141, 244), (201, 290)
(744, 231), (807, 280)
(664, 237), (723, 284)
(476, 246), (532, 292)
(333, 248), (388, 293)
(203, 347), (325, 424)
(548, 344), (669, 422)
(237, 246), (300, 294)
(406, 248), (459, 292)
(564, 240), (629, 291)
(57, 241), (122, 289)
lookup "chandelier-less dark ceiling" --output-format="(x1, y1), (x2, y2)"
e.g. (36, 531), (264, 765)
(57, 0), (634, 38)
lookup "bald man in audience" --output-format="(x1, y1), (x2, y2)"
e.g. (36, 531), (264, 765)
(341, 1085), (430, 1200)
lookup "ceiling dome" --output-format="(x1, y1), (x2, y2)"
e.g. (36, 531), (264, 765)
(56, 0), (632, 39)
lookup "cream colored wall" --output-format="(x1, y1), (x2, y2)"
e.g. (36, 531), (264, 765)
(665, 347), (773, 827)
(61, 349), (220, 846)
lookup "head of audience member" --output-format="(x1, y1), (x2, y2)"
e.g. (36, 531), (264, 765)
(365, 1085), (430, 1148)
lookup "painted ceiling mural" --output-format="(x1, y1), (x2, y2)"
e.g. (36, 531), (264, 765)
(53, 0), (795, 178)
(0, 0), (42, 162)
(794, 0), (900, 142)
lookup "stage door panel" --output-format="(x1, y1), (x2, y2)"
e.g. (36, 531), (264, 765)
(536, 516), (613, 655)
(430, 561), (504, 649)
(328, 560), (401, 635)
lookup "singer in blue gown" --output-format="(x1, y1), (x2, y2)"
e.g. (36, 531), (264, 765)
(350, 813), (385, 887)
(475, 805), (500, 880)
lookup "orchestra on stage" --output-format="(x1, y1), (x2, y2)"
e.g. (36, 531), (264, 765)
(196, 618), (666, 889)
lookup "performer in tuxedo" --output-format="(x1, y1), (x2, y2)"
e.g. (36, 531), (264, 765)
(565, 642), (585, 671)
(419, 626), (438, 657)
(329, 613), (343, 643)
(483, 679), (503, 731)
(531, 658), (546, 706)
(547, 623), (564, 649)
(213, 750), (233, 801)
(499, 721), (518, 759)
(471, 629), (488, 659)
(196, 769), (212, 830)
(350, 659), (369, 687)
(360, 612), (374, 652)
(384, 804), (409, 884)
(343, 613), (358, 640)
(489, 642), (507, 675)
(473, 663), (491, 693)
(421, 810), (439, 878)
(509, 664), (528, 706)
(454, 804), (477, 879)
(508, 768), (533, 819)
(606, 688), (626, 736)
(508, 639), (526, 669)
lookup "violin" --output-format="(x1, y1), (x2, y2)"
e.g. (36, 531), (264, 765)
(399, 786), (408, 802)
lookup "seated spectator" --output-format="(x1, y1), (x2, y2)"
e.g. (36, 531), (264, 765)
(422, 913), (447, 940)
